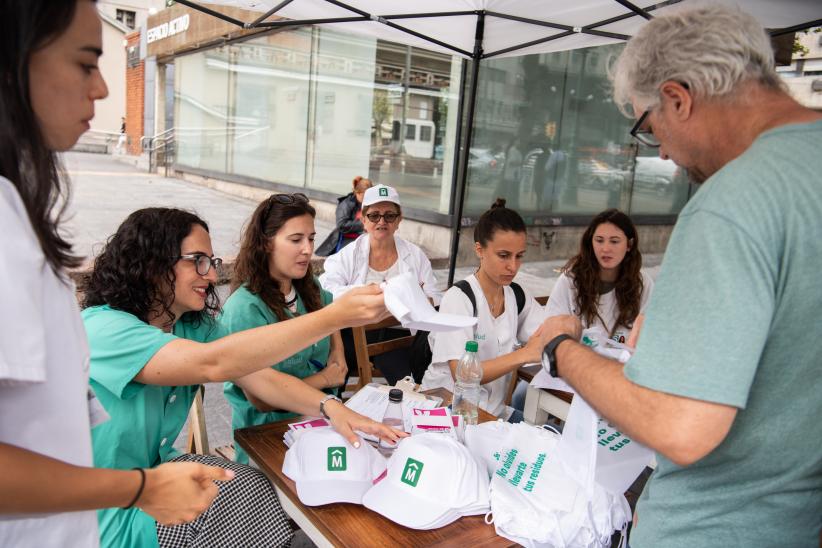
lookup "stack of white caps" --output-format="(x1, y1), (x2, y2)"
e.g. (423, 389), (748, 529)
(283, 429), (386, 506)
(362, 433), (489, 529)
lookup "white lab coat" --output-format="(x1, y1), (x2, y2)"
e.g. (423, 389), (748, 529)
(319, 234), (442, 305)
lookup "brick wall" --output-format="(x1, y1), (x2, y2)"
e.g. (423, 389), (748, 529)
(125, 31), (144, 155)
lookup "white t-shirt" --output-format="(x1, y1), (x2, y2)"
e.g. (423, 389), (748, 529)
(0, 177), (99, 546)
(420, 274), (546, 417)
(545, 271), (654, 343)
(364, 260), (400, 285)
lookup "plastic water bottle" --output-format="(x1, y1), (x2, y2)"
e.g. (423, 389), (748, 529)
(379, 388), (404, 451)
(453, 340), (481, 425)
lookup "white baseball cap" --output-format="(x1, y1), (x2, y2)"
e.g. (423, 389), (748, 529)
(283, 428), (387, 506)
(362, 433), (489, 529)
(361, 184), (401, 208)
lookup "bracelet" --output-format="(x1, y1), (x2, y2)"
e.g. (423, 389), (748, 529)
(319, 394), (342, 419)
(123, 468), (146, 509)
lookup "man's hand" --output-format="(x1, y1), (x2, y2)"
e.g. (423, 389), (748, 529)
(542, 314), (582, 342)
(330, 285), (390, 327)
(137, 462), (235, 526)
(323, 400), (407, 448)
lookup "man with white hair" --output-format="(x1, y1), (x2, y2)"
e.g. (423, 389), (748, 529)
(542, 4), (822, 546)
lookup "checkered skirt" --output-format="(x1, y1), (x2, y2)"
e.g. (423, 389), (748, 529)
(156, 454), (294, 547)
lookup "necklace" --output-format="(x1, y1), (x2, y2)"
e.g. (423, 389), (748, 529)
(478, 269), (504, 317)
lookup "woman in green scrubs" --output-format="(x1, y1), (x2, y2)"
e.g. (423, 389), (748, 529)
(222, 194), (347, 463)
(81, 207), (403, 548)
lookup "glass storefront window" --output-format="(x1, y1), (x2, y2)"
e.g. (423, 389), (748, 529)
(464, 43), (689, 220)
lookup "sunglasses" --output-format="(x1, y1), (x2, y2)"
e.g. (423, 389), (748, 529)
(261, 193), (309, 228)
(176, 253), (223, 276)
(365, 211), (400, 224)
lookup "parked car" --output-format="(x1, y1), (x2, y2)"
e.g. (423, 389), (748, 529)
(468, 148), (502, 185)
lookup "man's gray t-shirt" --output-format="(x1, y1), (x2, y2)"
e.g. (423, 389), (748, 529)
(624, 120), (822, 547)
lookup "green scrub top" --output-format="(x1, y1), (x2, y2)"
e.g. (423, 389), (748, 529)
(83, 304), (224, 548)
(221, 283), (333, 464)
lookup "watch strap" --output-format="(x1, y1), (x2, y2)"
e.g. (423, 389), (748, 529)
(545, 334), (574, 377)
(319, 394), (342, 419)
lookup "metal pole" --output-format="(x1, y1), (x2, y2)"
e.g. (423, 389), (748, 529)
(446, 12), (484, 287)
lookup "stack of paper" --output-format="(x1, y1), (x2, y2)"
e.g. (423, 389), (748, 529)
(283, 417), (331, 447)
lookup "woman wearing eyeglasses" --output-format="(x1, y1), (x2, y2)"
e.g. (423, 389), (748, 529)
(320, 184), (441, 384)
(221, 194), (347, 464)
(319, 184), (441, 301)
(80, 207), (403, 548)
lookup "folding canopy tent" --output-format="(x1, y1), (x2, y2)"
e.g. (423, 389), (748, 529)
(173, 0), (821, 284)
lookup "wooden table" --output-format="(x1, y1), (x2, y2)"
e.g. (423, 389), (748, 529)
(235, 387), (516, 548)
(517, 364), (574, 424)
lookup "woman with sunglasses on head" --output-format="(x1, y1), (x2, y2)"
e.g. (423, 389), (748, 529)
(546, 208), (654, 345)
(221, 193), (347, 464)
(0, 2), (240, 545)
(80, 207), (402, 548)
(320, 184), (442, 383)
(421, 199), (550, 421)
(316, 175), (373, 256)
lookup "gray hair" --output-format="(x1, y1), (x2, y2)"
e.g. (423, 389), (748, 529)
(610, 3), (784, 116)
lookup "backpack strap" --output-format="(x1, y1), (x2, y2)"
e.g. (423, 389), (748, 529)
(510, 281), (526, 316)
(453, 279), (477, 317)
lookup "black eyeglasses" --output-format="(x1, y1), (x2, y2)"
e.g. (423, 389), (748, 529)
(365, 211), (400, 224)
(176, 253), (223, 276)
(629, 109), (660, 148)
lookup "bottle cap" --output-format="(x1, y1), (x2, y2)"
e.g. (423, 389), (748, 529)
(465, 340), (478, 352)
(388, 388), (403, 403)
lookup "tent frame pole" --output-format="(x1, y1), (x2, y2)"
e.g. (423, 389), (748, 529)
(446, 12), (485, 287)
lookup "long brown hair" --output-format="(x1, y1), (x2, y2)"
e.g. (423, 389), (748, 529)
(232, 194), (322, 321)
(564, 209), (643, 335)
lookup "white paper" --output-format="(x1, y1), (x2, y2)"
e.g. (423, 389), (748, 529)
(345, 384), (443, 434)
(382, 273), (477, 332)
(529, 368), (576, 394)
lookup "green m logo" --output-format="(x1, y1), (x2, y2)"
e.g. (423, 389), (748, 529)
(401, 458), (423, 487)
(328, 447), (346, 471)
(379, 187), (388, 196)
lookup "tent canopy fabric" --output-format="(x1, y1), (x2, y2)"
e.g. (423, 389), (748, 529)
(176, 0), (821, 59)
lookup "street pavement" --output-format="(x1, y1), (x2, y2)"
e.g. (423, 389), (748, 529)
(63, 150), (662, 457)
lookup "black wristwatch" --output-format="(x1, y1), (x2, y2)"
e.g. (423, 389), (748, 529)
(544, 334), (574, 378)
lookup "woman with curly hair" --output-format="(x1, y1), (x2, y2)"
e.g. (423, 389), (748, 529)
(222, 193), (347, 463)
(546, 208), (654, 344)
(81, 207), (402, 548)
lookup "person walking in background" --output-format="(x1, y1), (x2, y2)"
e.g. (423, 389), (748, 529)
(316, 175), (373, 256)
(0, 2), (235, 545)
(115, 116), (126, 154)
(542, 5), (822, 546)
(546, 208), (653, 344)
(222, 193), (347, 464)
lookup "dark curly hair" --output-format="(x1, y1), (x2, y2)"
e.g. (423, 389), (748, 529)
(474, 197), (526, 246)
(232, 194), (321, 321)
(564, 209), (643, 335)
(82, 208), (220, 326)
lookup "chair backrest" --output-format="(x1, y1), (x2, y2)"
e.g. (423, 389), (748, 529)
(185, 386), (209, 455)
(346, 315), (415, 393)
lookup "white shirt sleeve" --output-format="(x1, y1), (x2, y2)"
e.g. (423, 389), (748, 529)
(516, 287), (547, 342)
(416, 250), (443, 306)
(429, 286), (475, 365)
(0, 179), (48, 383)
(545, 272), (577, 318)
(639, 270), (655, 313)
(318, 247), (360, 299)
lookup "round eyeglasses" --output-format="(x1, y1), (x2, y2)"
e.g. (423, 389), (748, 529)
(365, 211), (400, 224)
(177, 253), (223, 276)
